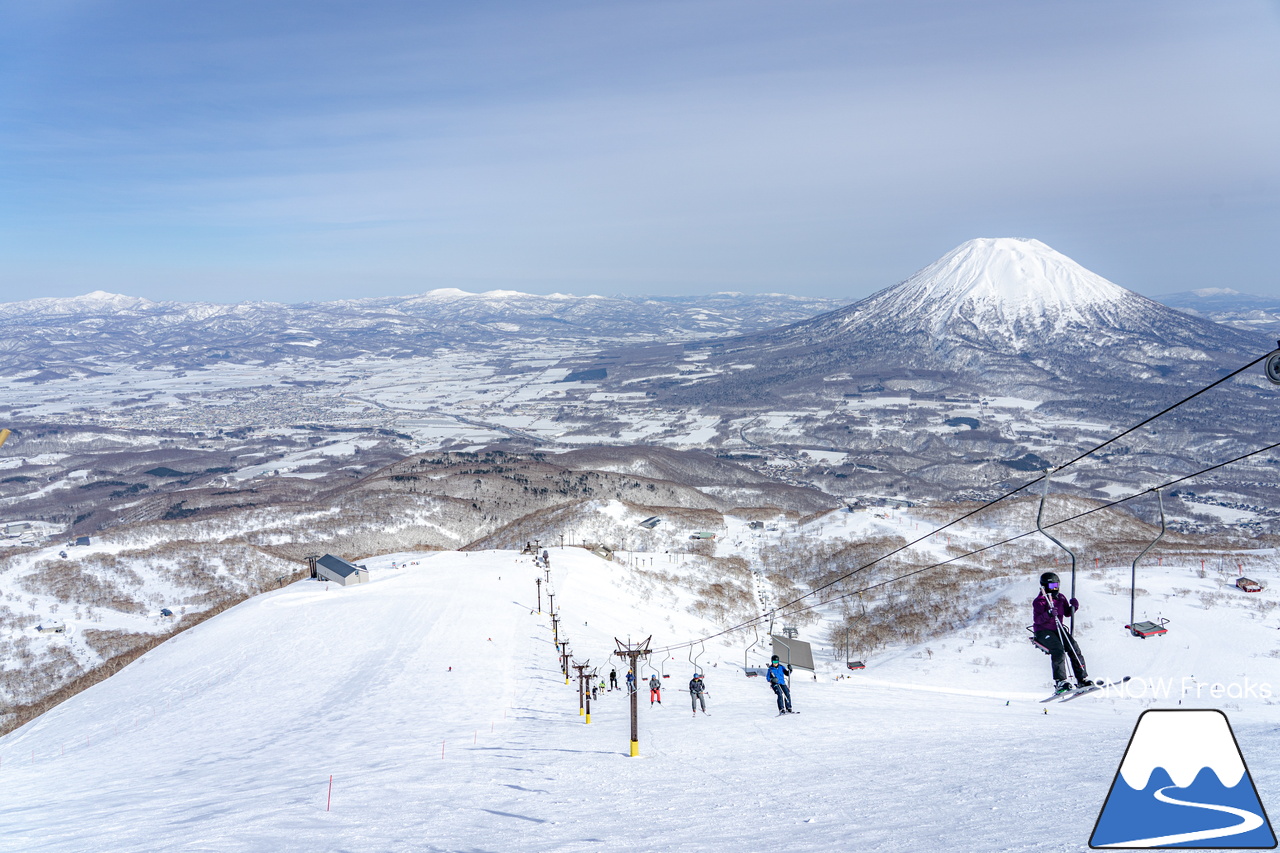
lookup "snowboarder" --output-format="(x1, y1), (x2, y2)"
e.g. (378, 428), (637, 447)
(766, 655), (793, 714)
(1033, 571), (1093, 693)
(649, 674), (662, 705)
(690, 672), (708, 715)
(609, 668), (618, 691)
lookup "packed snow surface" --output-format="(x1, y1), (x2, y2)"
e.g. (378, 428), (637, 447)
(3, 547), (1279, 852)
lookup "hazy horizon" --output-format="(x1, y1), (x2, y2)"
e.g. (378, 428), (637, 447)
(3, 1), (1278, 304)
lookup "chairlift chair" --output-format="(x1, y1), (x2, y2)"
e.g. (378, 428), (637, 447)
(690, 640), (706, 676)
(1028, 468), (1079, 654)
(1035, 468), (1078, 634)
(1125, 488), (1170, 639)
(744, 625), (763, 674)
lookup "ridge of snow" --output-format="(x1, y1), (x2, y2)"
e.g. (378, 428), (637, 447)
(0, 291), (158, 315)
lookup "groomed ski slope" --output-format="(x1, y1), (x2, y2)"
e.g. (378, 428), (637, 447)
(2, 548), (1278, 853)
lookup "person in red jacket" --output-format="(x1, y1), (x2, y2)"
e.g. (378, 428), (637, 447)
(1033, 571), (1093, 693)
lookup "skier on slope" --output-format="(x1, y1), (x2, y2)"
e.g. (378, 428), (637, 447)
(1033, 571), (1094, 694)
(649, 674), (662, 705)
(689, 672), (709, 716)
(766, 655), (794, 714)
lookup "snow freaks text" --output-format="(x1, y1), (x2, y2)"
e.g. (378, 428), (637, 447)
(1099, 678), (1274, 701)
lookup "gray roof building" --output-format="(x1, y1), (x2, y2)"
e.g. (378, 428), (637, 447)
(316, 554), (369, 587)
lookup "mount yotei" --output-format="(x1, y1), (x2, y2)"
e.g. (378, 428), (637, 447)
(591, 238), (1265, 405)
(567, 239), (1277, 521)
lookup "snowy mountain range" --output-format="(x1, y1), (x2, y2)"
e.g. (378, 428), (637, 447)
(1157, 287), (1280, 337)
(0, 288), (841, 372)
(4, 236), (1279, 526)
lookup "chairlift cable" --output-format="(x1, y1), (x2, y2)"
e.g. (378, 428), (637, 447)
(780, 438), (1280, 622)
(650, 435), (1280, 654)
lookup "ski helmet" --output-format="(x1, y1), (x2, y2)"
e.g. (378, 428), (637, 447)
(1040, 571), (1061, 590)
(771, 655), (780, 663)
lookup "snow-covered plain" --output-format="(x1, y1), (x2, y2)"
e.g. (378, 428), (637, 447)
(3, 546), (1279, 852)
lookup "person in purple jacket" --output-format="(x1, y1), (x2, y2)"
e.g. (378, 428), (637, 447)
(1033, 571), (1093, 693)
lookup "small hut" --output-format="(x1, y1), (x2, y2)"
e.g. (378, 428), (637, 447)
(315, 554), (369, 586)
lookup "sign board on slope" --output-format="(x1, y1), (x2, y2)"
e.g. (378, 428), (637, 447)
(770, 635), (814, 671)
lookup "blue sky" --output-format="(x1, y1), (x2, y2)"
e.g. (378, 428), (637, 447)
(2, 1), (1278, 304)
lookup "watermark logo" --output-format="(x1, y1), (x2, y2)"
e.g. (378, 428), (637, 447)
(1097, 677), (1273, 702)
(1090, 709), (1276, 848)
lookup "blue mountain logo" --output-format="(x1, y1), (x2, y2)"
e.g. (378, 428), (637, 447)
(1091, 709), (1276, 848)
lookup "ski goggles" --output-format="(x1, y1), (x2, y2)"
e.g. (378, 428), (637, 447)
(1046, 582), (1060, 590)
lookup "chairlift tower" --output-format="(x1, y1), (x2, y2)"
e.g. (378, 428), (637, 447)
(572, 660), (591, 721)
(613, 637), (652, 757)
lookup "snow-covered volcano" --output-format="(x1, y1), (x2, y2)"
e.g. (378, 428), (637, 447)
(613, 237), (1271, 407)
(863, 237), (1142, 340)
(798, 237), (1255, 354)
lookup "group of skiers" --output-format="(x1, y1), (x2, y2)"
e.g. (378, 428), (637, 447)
(585, 660), (794, 716)
(586, 667), (715, 716)
(575, 571), (1091, 715)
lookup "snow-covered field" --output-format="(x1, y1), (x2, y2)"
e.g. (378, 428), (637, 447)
(3, 547), (1278, 852)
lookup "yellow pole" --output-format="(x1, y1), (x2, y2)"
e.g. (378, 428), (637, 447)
(585, 712), (591, 724)
(0, 429), (9, 448)
(629, 740), (639, 757)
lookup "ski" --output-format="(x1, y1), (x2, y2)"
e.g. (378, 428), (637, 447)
(1058, 676), (1130, 702)
(1040, 676), (1130, 703)
(1040, 686), (1077, 703)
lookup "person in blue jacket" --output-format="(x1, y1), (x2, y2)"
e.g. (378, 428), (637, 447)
(766, 655), (794, 714)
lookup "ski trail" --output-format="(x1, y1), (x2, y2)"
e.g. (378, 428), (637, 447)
(1100, 785), (1264, 847)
